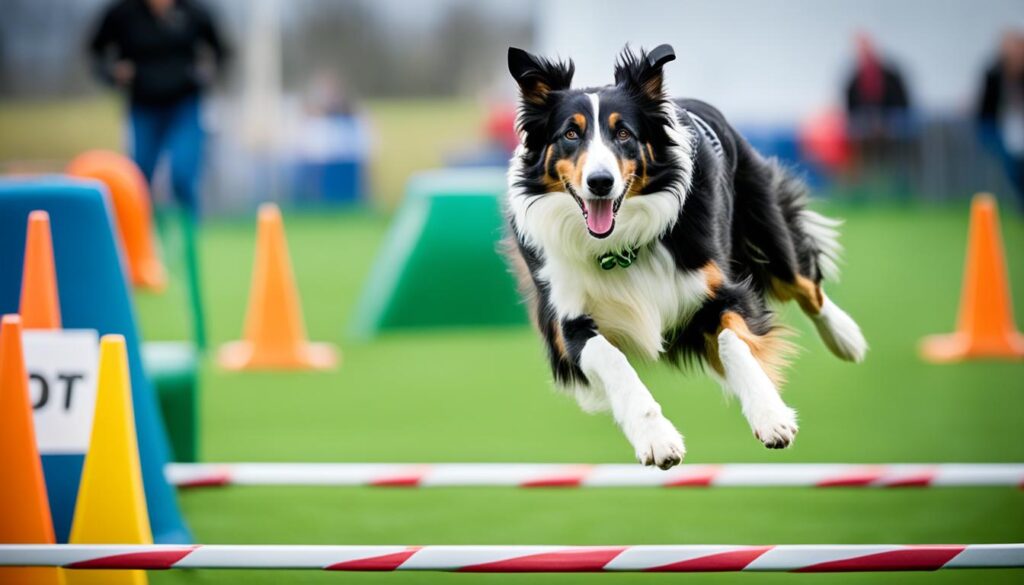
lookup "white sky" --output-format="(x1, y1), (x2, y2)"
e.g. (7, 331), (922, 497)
(536, 0), (1024, 123)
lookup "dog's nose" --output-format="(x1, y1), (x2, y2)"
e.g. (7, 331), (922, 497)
(586, 171), (614, 197)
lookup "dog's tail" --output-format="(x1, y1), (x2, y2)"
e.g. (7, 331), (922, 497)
(767, 159), (866, 362)
(768, 159), (842, 283)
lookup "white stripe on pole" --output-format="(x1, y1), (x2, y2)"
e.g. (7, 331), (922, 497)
(932, 464), (1024, 486)
(744, 545), (902, 570)
(177, 545), (411, 569)
(945, 544), (1024, 568)
(603, 545), (753, 570)
(1, 544), (1022, 571)
(402, 545), (565, 569)
(165, 462), (1024, 488)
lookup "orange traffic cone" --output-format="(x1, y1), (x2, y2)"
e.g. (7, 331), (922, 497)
(0, 315), (65, 585)
(217, 203), (338, 370)
(19, 211), (62, 330)
(920, 194), (1024, 362)
(67, 150), (167, 292)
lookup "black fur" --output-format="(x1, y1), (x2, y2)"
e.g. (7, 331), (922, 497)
(507, 45), (833, 383)
(511, 232), (592, 386)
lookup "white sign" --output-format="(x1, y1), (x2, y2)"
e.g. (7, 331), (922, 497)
(22, 329), (99, 454)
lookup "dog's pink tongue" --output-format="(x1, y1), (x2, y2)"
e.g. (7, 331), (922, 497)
(585, 198), (615, 235)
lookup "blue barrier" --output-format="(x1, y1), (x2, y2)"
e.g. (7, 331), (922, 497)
(0, 177), (191, 544)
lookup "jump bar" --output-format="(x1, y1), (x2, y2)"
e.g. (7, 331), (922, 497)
(1, 544), (1021, 572)
(165, 463), (1024, 489)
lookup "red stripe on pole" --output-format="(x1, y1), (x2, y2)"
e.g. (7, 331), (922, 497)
(665, 468), (719, 487)
(371, 465), (429, 487)
(326, 547), (421, 571)
(647, 546), (773, 572)
(522, 466), (591, 487)
(177, 473), (231, 488)
(816, 467), (883, 487)
(884, 472), (936, 487)
(794, 546), (966, 572)
(66, 547), (197, 569)
(522, 476), (585, 487)
(459, 547), (627, 572)
(371, 475), (423, 487)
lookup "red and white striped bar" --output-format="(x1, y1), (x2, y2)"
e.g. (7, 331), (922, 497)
(1, 544), (1021, 572)
(165, 462), (1024, 489)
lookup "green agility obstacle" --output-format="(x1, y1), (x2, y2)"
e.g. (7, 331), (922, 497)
(350, 168), (525, 338)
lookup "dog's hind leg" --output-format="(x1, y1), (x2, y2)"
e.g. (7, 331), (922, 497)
(770, 170), (868, 363)
(735, 152), (867, 363)
(691, 284), (799, 449)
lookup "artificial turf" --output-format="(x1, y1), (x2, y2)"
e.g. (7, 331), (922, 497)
(133, 201), (1024, 584)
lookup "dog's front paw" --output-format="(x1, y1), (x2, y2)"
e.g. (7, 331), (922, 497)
(630, 412), (686, 469)
(748, 402), (799, 449)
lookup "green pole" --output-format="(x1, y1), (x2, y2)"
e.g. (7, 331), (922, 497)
(181, 212), (207, 352)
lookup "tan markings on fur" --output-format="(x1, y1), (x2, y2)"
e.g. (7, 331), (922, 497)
(705, 311), (795, 387)
(541, 146), (562, 191)
(552, 321), (568, 358)
(555, 151), (587, 188)
(524, 81), (550, 105)
(608, 112), (621, 127)
(702, 261), (724, 297)
(640, 74), (663, 100)
(620, 158), (641, 197)
(501, 235), (538, 324)
(646, 142), (655, 162)
(771, 275), (824, 315)
(638, 142), (648, 188)
(573, 113), (587, 133)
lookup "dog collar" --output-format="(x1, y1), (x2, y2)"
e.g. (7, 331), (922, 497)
(598, 246), (640, 270)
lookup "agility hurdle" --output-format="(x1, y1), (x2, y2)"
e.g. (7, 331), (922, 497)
(1, 544), (1022, 572)
(166, 462), (1024, 488)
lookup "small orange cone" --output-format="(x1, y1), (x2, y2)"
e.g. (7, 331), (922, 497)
(0, 315), (65, 585)
(67, 150), (167, 292)
(920, 194), (1024, 362)
(217, 203), (338, 370)
(19, 211), (62, 330)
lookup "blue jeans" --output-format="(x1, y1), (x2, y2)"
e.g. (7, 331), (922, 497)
(129, 95), (204, 216)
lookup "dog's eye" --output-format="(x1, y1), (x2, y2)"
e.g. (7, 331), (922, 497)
(616, 128), (632, 142)
(564, 129), (579, 141)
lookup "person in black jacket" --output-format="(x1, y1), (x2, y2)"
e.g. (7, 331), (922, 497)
(89, 0), (228, 216)
(977, 30), (1024, 207)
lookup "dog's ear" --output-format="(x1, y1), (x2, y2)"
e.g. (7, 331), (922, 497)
(508, 47), (575, 106)
(614, 43), (675, 102)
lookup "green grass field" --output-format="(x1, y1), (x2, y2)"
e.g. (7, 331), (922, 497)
(132, 202), (1024, 585)
(3, 96), (1023, 584)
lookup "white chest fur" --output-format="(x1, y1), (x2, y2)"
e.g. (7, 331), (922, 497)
(541, 243), (711, 361)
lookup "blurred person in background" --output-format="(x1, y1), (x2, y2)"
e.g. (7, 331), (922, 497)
(977, 29), (1024, 208)
(843, 32), (916, 198)
(290, 69), (370, 204)
(845, 33), (912, 124)
(88, 0), (229, 218)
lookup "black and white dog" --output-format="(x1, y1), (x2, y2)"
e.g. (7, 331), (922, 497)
(504, 45), (867, 469)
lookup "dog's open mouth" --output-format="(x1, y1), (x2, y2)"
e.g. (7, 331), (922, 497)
(567, 183), (627, 239)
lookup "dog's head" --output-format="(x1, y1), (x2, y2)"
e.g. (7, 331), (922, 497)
(508, 44), (687, 242)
